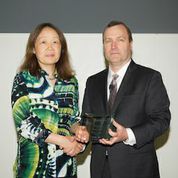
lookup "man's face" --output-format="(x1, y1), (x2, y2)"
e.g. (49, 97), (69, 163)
(103, 24), (132, 67)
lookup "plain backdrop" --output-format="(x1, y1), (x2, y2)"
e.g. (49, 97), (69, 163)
(0, 33), (177, 178)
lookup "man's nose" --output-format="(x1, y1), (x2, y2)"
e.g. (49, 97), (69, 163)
(111, 41), (117, 49)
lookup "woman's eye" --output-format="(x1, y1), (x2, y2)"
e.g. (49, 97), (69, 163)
(40, 41), (46, 44)
(53, 40), (59, 44)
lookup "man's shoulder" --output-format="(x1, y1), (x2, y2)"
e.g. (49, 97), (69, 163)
(128, 60), (162, 81)
(88, 68), (108, 80)
(134, 62), (160, 75)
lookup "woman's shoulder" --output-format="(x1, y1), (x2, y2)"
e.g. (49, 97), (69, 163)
(13, 71), (26, 81)
(14, 70), (39, 83)
(70, 75), (78, 83)
(15, 70), (29, 77)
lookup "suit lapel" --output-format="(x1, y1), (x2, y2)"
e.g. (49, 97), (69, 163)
(112, 60), (137, 114)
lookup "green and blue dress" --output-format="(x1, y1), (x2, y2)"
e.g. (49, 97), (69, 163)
(11, 70), (80, 178)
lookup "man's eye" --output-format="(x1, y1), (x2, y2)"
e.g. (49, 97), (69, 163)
(117, 38), (125, 42)
(104, 39), (112, 44)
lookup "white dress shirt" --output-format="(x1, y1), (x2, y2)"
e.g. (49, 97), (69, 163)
(107, 59), (136, 146)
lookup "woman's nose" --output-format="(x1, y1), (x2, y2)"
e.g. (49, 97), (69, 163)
(47, 43), (53, 50)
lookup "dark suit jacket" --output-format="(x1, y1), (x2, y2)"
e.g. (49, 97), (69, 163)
(82, 60), (171, 178)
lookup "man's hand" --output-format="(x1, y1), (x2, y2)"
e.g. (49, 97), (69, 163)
(99, 120), (128, 145)
(75, 126), (89, 143)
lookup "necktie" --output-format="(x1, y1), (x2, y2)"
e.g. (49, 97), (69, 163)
(108, 74), (118, 111)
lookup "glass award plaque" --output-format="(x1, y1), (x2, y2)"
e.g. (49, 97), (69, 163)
(81, 113), (116, 142)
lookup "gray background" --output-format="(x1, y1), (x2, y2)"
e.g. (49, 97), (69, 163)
(0, 0), (178, 33)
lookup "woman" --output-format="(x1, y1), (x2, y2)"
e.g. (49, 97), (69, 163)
(11, 23), (85, 178)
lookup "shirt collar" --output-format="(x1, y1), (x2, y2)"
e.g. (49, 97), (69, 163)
(108, 59), (131, 78)
(39, 69), (58, 78)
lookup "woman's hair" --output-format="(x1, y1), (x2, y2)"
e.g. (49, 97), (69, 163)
(19, 22), (74, 80)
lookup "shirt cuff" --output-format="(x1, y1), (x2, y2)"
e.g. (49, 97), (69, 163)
(123, 128), (136, 146)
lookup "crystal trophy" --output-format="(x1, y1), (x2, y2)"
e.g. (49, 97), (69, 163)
(80, 113), (116, 142)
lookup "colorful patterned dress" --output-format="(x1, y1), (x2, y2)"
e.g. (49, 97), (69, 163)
(11, 70), (80, 178)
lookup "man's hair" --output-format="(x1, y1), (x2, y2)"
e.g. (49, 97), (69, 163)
(103, 20), (133, 42)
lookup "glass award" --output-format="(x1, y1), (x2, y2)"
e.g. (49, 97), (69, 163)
(80, 113), (116, 143)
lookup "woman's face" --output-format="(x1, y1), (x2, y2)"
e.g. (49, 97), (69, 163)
(34, 27), (61, 70)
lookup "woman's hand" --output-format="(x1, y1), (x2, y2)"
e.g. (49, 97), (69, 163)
(62, 136), (85, 156)
(45, 133), (85, 156)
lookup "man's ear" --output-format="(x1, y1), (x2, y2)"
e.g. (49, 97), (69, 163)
(130, 41), (133, 50)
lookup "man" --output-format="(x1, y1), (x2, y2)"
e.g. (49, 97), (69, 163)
(79, 21), (171, 178)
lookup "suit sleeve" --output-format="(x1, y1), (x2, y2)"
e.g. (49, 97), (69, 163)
(132, 71), (171, 148)
(82, 78), (91, 114)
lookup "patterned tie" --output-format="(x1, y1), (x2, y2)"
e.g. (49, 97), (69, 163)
(108, 74), (119, 111)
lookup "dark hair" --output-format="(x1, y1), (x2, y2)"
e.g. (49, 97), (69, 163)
(103, 20), (133, 42)
(19, 22), (74, 80)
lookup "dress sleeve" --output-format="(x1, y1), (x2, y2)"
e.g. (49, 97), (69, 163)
(11, 73), (51, 146)
(70, 77), (80, 125)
